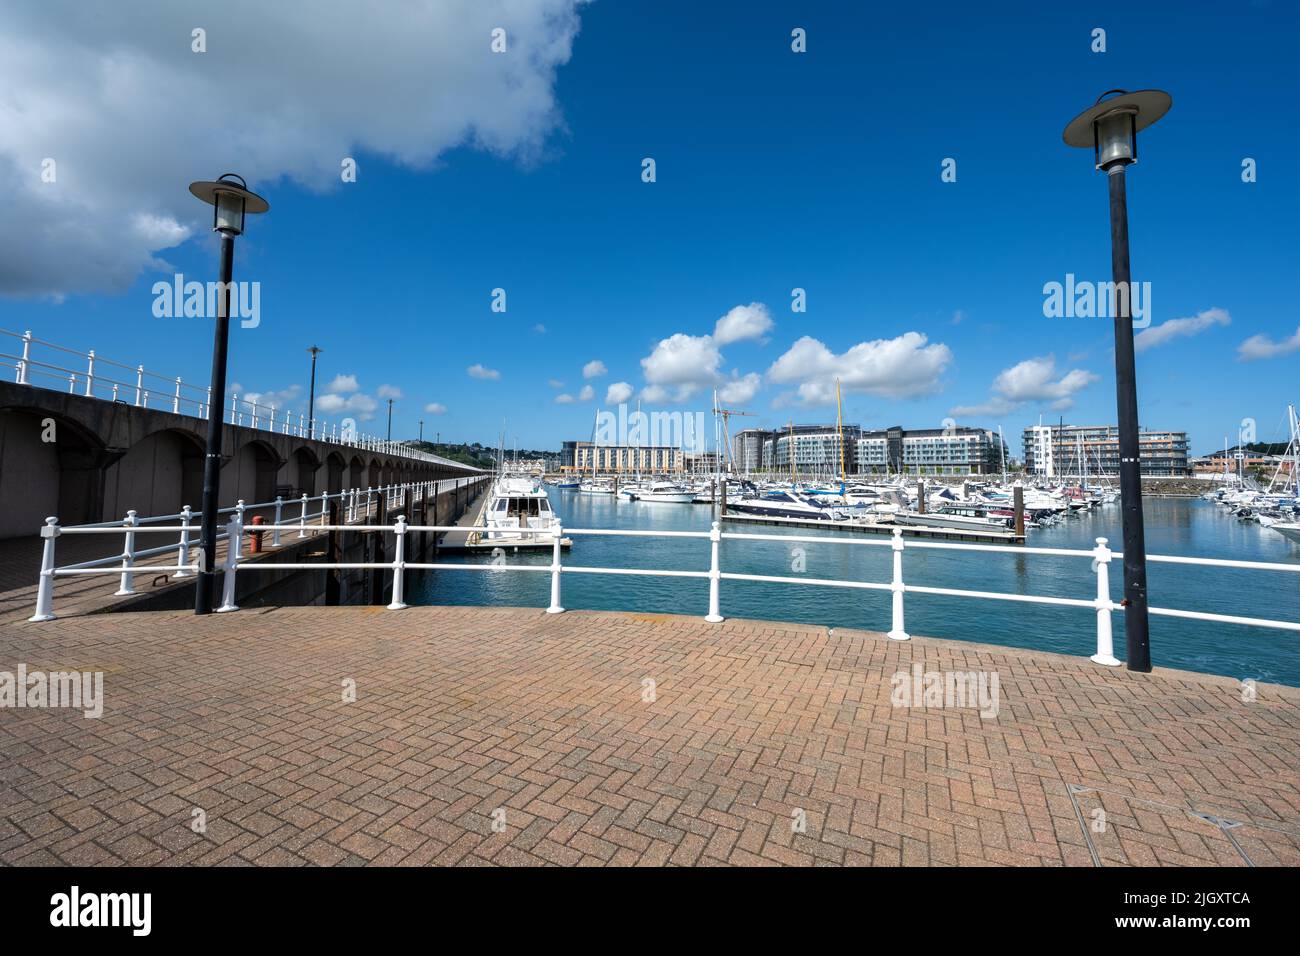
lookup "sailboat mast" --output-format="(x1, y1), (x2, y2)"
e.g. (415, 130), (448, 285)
(835, 378), (845, 482)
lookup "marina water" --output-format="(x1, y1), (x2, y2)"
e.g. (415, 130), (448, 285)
(413, 491), (1300, 687)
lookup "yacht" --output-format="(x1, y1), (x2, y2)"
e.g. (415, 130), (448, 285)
(483, 476), (562, 541)
(636, 481), (695, 503)
(1270, 522), (1300, 545)
(727, 489), (851, 521)
(894, 506), (1013, 533)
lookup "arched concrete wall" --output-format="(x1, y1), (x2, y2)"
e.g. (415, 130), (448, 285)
(0, 410), (62, 537)
(290, 446), (320, 497)
(0, 408), (109, 535)
(102, 428), (204, 520)
(0, 380), (483, 537)
(325, 452), (346, 494)
(233, 439), (281, 505)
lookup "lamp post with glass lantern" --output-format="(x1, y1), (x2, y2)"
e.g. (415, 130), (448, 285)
(1063, 89), (1171, 672)
(188, 173), (270, 614)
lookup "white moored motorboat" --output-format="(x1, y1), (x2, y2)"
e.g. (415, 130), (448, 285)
(1270, 522), (1300, 545)
(483, 476), (562, 541)
(635, 481), (695, 503)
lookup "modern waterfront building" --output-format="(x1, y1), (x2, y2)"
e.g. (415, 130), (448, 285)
(732, 428), (768, 474)
(854, 426), (1006, 476)
(734, 424), (1006, 476)
(567, 442), (684, 474)
(1022, 424), (1190, 478)
(769, 424), (862, 475)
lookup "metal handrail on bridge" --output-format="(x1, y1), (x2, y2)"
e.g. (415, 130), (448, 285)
(1, 328), (481, 468)
(29, 507), (1300, 668)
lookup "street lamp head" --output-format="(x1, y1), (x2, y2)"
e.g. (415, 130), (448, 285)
(1063, 89), (1171, 170)
(188, 173), (269, 236)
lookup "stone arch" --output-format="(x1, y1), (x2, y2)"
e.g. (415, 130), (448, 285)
(0, 408), (107, 537)
(367, 457), (382, 487)
(348, 455), (365, 490)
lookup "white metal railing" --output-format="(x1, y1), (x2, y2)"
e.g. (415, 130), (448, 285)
(27, 477), (491, 620)
(29, 511), (1300, 667)
(1, 328), (482, 469)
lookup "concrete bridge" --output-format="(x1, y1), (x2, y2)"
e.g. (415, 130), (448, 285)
(0, 377), (482, 539)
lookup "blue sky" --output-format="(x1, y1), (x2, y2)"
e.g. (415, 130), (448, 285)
(2, 0), (1297, 455)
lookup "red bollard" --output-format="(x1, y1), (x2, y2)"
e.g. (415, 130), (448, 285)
(249, 515), (265, 553)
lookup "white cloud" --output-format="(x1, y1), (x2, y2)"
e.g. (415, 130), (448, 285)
(1237, 325), (1300, 362)
(582, 359), (607, 379)
(767, 332), (952, 405)
(578, 384), (594, 401)
(0, 0), (588, 297)
(467, 364), (500, 380)
(547, 379), (565, 388)
(718, 372), (761, 406)
(241, 384), (302, 412)
(326, 374), (359, 394)
(424, 402), (447, 414)
(635, 302), (774, 403)
(951, 355), (1098, 418)
(1134, 307), (1230, 353)
(554, 393), (575, 404)
(376, 384), (403, 399)
(316, 391), (379, 419)
(712, 302), (773, 345)
(605, 381), (633, 405)
(533, 324), (546, 334)
(640, 333), (723, 402)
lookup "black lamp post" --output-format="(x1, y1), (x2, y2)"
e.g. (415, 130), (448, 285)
(307, 346), (322, 438)
(187, 173), (270, 614)
(387, 398), (394, 441)
(1064, 89), (1172, 672)
(418, 419), (424, 443)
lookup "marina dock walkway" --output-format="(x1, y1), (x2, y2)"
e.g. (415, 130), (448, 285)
(2, 605), (1297, 866)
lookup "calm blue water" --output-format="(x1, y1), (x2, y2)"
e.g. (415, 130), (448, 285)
(412, 491), (1300, 686)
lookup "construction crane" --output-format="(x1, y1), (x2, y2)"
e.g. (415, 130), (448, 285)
(711, 397), (756, 475)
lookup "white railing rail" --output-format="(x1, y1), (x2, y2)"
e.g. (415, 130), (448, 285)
(29, 512), (1300, 668)
(1, 328), (483, 469)
(27, 477), (491, 621)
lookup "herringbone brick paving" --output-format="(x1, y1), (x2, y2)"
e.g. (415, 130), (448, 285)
(1, 605), (1297, 866)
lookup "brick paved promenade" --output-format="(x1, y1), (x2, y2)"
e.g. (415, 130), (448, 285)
(2, 605), (1298, 866)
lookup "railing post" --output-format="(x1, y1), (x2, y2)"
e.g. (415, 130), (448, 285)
(217, 503), (244, 612)
(205, 385), (212, 420)
(174, 505), (194, 578)
(887, 528), (910, 640)
(84, 350), (95, 397)
(387, 516), (408, 610)
(1090, 536), (1121, 666)
(134, 365), (144, 407)
(67, 373), (76, 393)
(298, 493), (309, 538)
(272, 496), (284, 547)
(115, 510), (139, 595)
(16, 330), (32, 384)
(547, 526), (565, 614)
(173, 376), (182, 413)
(705, 520), (724, 623)
(28, 517), (60, 622)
